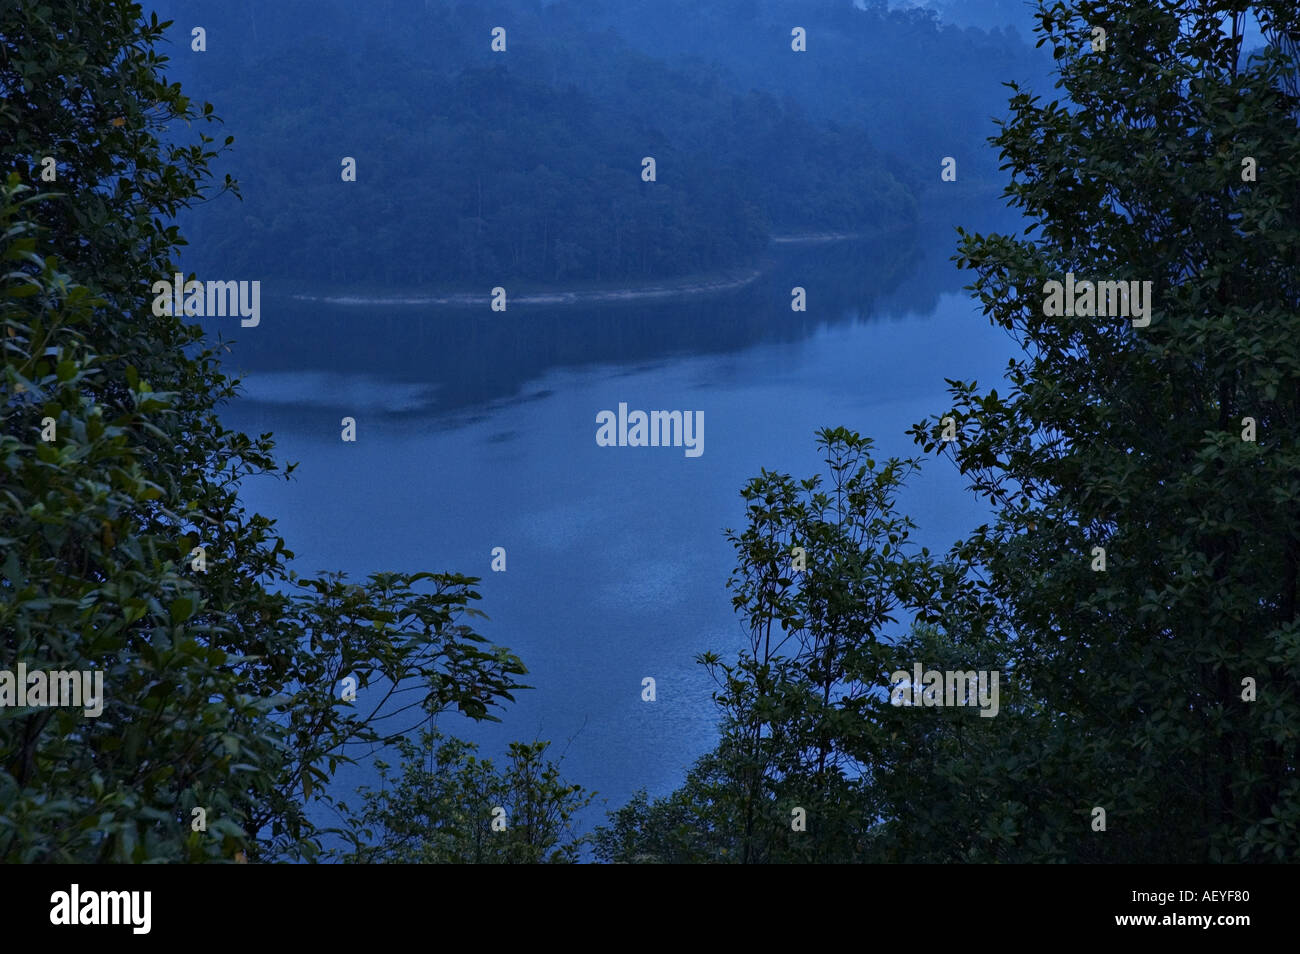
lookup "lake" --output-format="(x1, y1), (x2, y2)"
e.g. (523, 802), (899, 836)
(209, 195), (1023, 842)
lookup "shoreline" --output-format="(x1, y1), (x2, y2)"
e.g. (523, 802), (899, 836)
(287, 231), (872, 309)
(289, 267), (765, 308)
(769, 231), (865, 244)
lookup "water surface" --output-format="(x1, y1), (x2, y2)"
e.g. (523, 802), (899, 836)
(212, 199), (1023, 835)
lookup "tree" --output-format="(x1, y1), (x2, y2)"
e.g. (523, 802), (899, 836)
(1, 176), (273, 862)
(593, 752), (750, 863)
(706, 428), (930, 862)
(598, 428), (946, 862)
(330, 727), (594, 864)
(910, 0), (1300, 861)
(1, 1), (530, 862)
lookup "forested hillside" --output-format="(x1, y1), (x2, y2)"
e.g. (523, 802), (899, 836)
(152, 0), (1042, 287)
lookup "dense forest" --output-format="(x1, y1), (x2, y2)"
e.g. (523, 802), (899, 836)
(152, 0), (1044, 286)
(184, 59), (906, 286)
(3, 0), (1298, 867)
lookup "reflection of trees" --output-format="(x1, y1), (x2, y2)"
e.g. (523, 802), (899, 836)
(216, 222), (929, 415)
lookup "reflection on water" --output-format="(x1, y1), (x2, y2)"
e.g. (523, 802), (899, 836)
(210, 199), (1024, 836)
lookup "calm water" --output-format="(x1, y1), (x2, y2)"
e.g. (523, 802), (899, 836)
(209, 198), (1022, 838)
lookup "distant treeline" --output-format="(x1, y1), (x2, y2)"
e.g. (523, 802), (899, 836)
(156, 0), (1044, 286)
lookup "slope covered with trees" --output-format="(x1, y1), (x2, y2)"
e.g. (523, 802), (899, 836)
(184, 58), (908, 286)
(141, 0), (1051, 289)
(151, 0), (922, 287)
